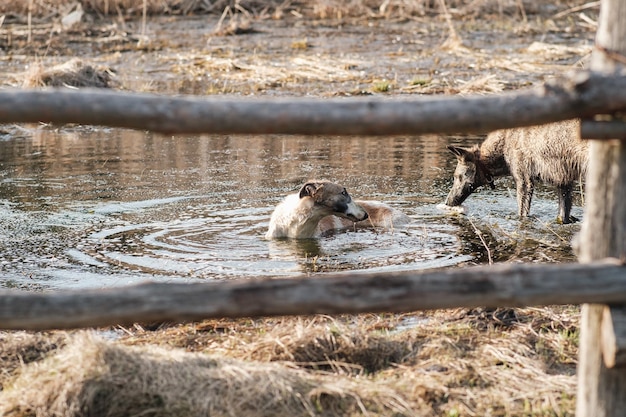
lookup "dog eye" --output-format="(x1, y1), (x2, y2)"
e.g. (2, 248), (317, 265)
(342, 189), (348, 196)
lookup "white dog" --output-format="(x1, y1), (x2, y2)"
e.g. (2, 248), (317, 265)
(266, 180), (411, 239)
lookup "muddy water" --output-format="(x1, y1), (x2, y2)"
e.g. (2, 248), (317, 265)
(0, 126), (582, 290)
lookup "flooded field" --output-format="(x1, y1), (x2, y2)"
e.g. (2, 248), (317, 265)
(0, 7), (595, 290)
(0, 125), (583, 290)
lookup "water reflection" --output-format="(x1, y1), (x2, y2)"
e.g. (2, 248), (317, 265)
(0, 126), (580, 290)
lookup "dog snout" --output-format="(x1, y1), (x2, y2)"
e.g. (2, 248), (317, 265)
(342, 200), (368, 221)
(346, 211), (367, 222)
(352, 204), (368, 221)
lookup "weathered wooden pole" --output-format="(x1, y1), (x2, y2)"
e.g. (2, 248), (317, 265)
(0, 261), (624, 330)
(1, 72), (626, 135)
(576, 0), (626, 414)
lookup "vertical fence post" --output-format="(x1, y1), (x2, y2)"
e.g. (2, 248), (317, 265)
(576, 0), (626, 415)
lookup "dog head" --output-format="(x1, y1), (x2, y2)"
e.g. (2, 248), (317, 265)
(445, 145), (494, 206)
(299, 180), (368, 222)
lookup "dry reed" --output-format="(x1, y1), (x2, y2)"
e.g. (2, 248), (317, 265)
(0, 0), (582, 20)
(0, 308), (579, 416)
(0, 331), (414, 416)
(21, 58), (116, 88)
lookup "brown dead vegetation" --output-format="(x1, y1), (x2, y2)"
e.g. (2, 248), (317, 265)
(21, 58), (116, 88)
(0, 0), (572, 21)
(0, 331), (67, 391)
(0, 0), (596, 95)
(0, 332), (413, 417)
(0, 307), (579, 416)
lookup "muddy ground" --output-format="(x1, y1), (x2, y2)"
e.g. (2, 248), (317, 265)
(0, 1), (599, 416)
(1, 1), (594, 96)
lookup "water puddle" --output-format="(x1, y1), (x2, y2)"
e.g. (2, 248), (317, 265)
(0, 128), (581, 291)
(393, 315), (431, 333)
(78, 196), (473, 281)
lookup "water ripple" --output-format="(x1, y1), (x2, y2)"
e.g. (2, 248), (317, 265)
(81, 201), (472, 281)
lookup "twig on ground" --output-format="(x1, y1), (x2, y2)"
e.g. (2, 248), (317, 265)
(553, 1), (600, 19)
(468, 217), (493, 265)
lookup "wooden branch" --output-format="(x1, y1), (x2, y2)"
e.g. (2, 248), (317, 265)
(0, 260), (624, 330)
(1, 71), (626, 135)
(581, 120), (626, 139)
(576, 0), (626, 413)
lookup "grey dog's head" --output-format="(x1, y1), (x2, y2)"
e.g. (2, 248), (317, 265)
(299, 180), (368, 222)
(445, 146), (493, 206)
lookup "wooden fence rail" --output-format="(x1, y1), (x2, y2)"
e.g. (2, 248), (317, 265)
(0, 259), (623, 331)
(0, 71), (625, 136)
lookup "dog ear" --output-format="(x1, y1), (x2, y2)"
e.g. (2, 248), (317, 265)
(447, 145), (474, 161)
(299, 182), (321, 199)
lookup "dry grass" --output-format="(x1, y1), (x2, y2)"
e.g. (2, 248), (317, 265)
(0, 0), (596, 95)
(0, 331), (68, 391)
(0, 331), (413, 417)
(21, 58), (116, 88)
(0, 307), (578, 416)
(0, 0), (589, 20)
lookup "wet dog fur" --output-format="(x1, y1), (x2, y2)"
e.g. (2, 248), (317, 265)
(266, 180), (411, 239)
(444, 119), (588, 224)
